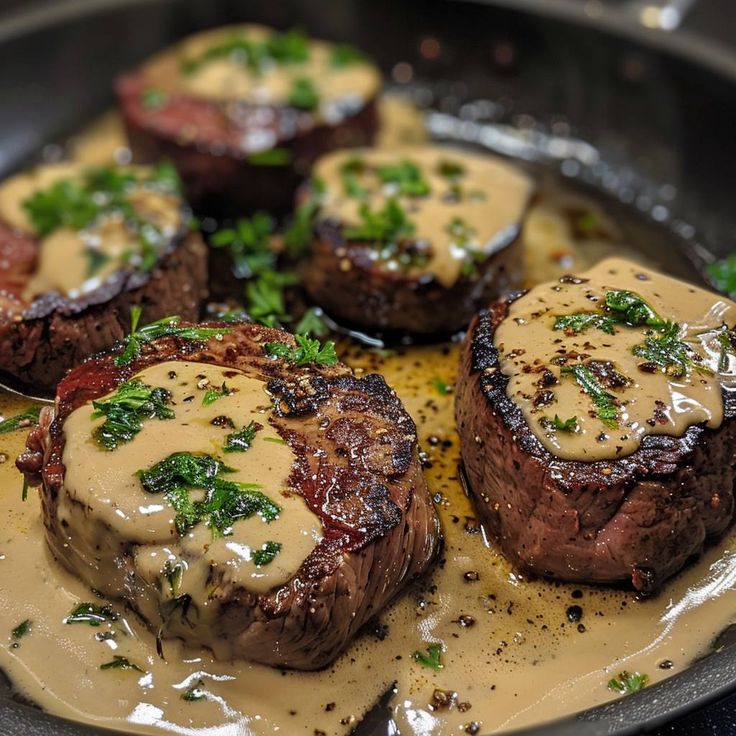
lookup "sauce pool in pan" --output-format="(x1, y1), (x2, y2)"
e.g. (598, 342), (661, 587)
(0, 100), (733, 736)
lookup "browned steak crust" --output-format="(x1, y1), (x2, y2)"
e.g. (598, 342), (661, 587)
(0, 224), (207, 395)
(302, 220), (523, 335)
(455, 298), (736, 593)
(117, 72), (378, 215)
(18, 322), (441, 669)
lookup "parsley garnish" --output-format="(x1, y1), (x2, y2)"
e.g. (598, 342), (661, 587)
(288, 77), (319, 110)
(716, 326), (736, 372)
(141, 87), (167, 109)
(561, 364), (620, 427)
(253, 541), (282, 566)
(23, 163), (180, 272)
(0, 407), (40, 435)
(11, 619), (31, 639)
(65, 602), (118, 626)
(340, 157), (369, 199)
(330, 43), (366, 67)
(264, 334), (338, 366)
(210, 212), (275, 279)
(707, 255), (736, 299)
(343, 199), (415, 243)
(607, 671), (649, 695)
(91, 379), (174, 450)
(295, 307), (329, 337)
(554, 312), (619, 335)
(632, 321), (707, 378)
(376, 160), (430, 197)
(137, 452), (280, 536)
(202, 382), (233, 406)
(247, 148), (292, 166)
(433, 378), (451, 396)
(224, 421), (259, 453)
(552, 415), (578, 432)
(100, 655), (145, 673)
(181, 29), (309, 75)
(437, 160), (465, 179)
(245, 270), (298, 327)
(115, 306), (230, 366)
(413, 643), (444, 670)
(182, 679), (207, 701)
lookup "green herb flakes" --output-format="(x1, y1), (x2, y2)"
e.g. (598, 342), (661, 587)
(100, 655), (145, 673)
(65, 602), (118, 627)
(141, 87), (168, 109)
(11, 619), (31, 640)
(246, 148), (292, 166)
(295, 307), (329, 337)
(224, 421), (260, 453)
(0, 407), (41, 435)
(138, 452), (281, 536)
(376, 160), (430, 197)
(182, 679), (207, 701)
(288, 77), (319, 110)
(552, 415), (578, 432)
(264, 334), (338, 366)
(91, 379), (174, 450)
(707, 255), (736, 299)
(607, 671), (649, 695)
(253, 541), (282, 566)
(343, 199), (415, 244)
(561, 364), (620, 427)
(413, 642), (444, 670)
(202, 382), (233, 406)
(330, 43), (366, 67)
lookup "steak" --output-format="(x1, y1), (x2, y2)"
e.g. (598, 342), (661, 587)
(0, 224), (207, 395)
(456, 293), (736, 594)
(299, 146), (533, 335)
(17, 322), (440, 669)
(116, 26), (380, 215)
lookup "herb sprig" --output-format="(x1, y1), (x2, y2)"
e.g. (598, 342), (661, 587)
(138, 452), (281, 537)
(224, 422), (260, 453)
(343, 199), (415, 243)
(632, 321), (707, 378)
(91, 379), (174, 450)
(253, 541), (282, 566)
(0, 407), (40, 435)
(607, 671), (649, 695)
(115, 306), (230, 367)
(561, 364), (620, 427)
(264, 334), (338, 366)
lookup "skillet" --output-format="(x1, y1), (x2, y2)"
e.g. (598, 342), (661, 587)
(1, 0), (736, 734)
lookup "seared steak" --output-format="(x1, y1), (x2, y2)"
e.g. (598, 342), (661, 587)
(456, 261), (736, 593)
(17, 322), (440, 669)
(299, 146), (533, 334)
(117, 25), (380, 215)
(0, 163), (208, 394)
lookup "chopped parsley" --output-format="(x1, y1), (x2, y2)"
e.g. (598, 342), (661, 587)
(23, 163), (180, 272)
(140, 87), (168, 109)
(182, 679), (207, 701)
(181, 29), (309, 75)
(340, 157), (369, 199)
(632, 321), (707, 378)
(264, 334), (338, 366)
(607, 671), (649, 695)
(11, 619), (31, 639)
(246, 148), (292, 166)
(376, 160), (430, 197)
(716, 326), (736, 372)
(137, 452), (281, 536)
(209, 212), (275, 280)
(115, 306), (230, 366)
(707, 255), (736, 299)
(288, 77), (319, 110)
(343, 199), (415, 243)
(561, 364), (620, 427)
(224, 422), (260, 453)
(100, 655), (145, 673)
(437, 160), (465, 179)
(65, 602), (118, 626)
(432, 378), (452, 396)
(330, 43), (366, 67)
(245, 270), (298, 327)
(91, 379), (174, 450)
(0, 407), (41, 435)
(253, 541), (282, 566)
(295, 307), (329, 337)
(554, 312), (619, 336)
(413, 643), (444, 670)
(552, 415), (578, 432)
(202, 382), (233, 406)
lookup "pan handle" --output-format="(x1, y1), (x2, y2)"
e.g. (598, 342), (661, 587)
(605, 0), (699, 30)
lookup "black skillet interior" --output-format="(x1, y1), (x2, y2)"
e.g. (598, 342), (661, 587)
(1, 0), (736, 734)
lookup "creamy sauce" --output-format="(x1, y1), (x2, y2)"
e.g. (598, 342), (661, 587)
(0, 163), (182, 301)
(142, 25), (381, 112)
(496, 257), (736, 460)
(313, 146), (533, 287)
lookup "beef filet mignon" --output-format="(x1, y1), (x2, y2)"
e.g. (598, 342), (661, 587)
(17, 322), (440, 669)
(455, 258), (736, 593)
(299, 146), (533, 334)
(117, 25), (380, 215)
(0, 162), (207, 394)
